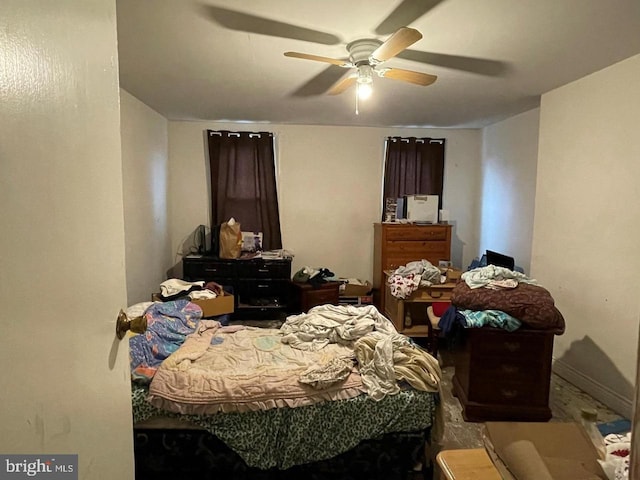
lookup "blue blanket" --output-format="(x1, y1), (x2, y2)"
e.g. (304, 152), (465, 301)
(129, 300), (203, 383)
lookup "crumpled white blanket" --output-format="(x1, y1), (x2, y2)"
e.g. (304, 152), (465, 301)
(281, 305), (442, 400)
(280, 304), (397, 351)
(461, 265), (538, 289)
(484, 278), (519, 290)
(353, 331), (442, 400)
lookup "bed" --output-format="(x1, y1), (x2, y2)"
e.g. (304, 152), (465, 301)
(127, 300), (442, 480)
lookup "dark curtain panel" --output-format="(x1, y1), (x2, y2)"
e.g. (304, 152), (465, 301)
(382, 137), (445, 209)
(208, 130), (282, 251)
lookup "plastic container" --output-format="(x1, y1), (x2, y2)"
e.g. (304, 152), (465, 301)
(581, 407), (607, 460)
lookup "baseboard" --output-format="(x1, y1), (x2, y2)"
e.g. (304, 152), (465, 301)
(552, 358), (633, 419)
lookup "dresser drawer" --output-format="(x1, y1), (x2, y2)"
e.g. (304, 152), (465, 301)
(468, 377), (548, 405)
(469, 356), (543, 380)
(386, 241), (449, 258)
(183, 258), (236, 280)
(385, 226), (449, 241)
(236, 260), (291, 279)
(406, 284), (454, 302)
(238, 278), (288, 295)
(471, 330), (550, 359)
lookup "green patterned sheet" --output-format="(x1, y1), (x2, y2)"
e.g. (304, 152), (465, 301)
(132, 384), (437, 470)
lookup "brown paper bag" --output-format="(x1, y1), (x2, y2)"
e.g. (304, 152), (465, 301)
(219, 218), (242, 259)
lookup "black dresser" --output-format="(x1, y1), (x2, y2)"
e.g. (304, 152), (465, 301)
(182, 255), (292, 320)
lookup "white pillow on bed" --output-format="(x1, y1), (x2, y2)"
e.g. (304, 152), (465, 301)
(126, 301), (156, 319)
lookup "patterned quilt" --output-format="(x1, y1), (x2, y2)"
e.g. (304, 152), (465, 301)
(148, 325), (365, 414)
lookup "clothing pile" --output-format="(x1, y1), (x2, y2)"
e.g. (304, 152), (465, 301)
(387, 260), (443, 299)
(159, 278), (221, 301)
(281, 304), (442, 400)
(438, 265), (565, 337)
(292, 266), (336, 287)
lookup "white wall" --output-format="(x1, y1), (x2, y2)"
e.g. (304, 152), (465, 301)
(0, 1), (134, 478)
(480, 109), (540, 273)
(168, 121), (482, 279)
(533, 54), (640, 417)
(120, 90), (171, 304)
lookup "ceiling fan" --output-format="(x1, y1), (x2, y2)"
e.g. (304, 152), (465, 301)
(284, 27), (437, 99)
(199, 2), (508, 99)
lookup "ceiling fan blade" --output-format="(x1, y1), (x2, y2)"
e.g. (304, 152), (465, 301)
(397, 49), (510, 76)
(290, 65), (352, 97)
(370, 27), (422, 64)
(375, 0), (445, 35)
(379, 68), (437, 86)
(327, 75), (357, 95)
(284, 52), (353, 67)
(200, 5), (341, 45)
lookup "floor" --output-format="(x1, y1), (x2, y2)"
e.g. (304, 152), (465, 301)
(433, 343), (624, 453)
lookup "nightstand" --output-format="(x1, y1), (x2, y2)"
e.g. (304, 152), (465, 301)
(289, 281), (340, 313)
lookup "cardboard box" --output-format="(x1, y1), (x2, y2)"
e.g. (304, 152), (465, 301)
(483, 421), (607, 480)
(339, 279), (372, 297)
(151, 292), (235, 318)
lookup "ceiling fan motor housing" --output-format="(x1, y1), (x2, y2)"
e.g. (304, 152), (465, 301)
(347, 39), (382, 66)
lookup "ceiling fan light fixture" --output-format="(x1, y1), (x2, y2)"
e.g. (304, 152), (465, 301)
(357, 82), (372, 100)
(356, 64), (373, 100)
(357, 64), (373, 84)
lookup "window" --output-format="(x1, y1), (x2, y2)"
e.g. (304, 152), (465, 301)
(382, 136), (445, 216)
(207, 130), (282, 251)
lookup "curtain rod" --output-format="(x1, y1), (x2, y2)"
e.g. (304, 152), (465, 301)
(208, 130), (273, 138)
(386, 137), (445, 144)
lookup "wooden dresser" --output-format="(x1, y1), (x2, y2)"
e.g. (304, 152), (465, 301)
(452, 327), (554, 422)
(373, 222), (452, 312)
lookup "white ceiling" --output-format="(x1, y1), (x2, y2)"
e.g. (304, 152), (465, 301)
(116, 0), (640, 129)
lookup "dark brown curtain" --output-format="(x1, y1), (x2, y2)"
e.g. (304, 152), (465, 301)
(382, 137), (445, 212)
(207, 130), (282, 251)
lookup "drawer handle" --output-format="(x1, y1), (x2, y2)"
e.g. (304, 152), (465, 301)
(204, 268), (218, 273)
(501, 365), (520, 374)
(257, 284), (269, 289)
(504, 342), (521, 352)
(430, 291), (443, 298)
(258, 269), (270, 273)
(500, 389), (518, 399)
